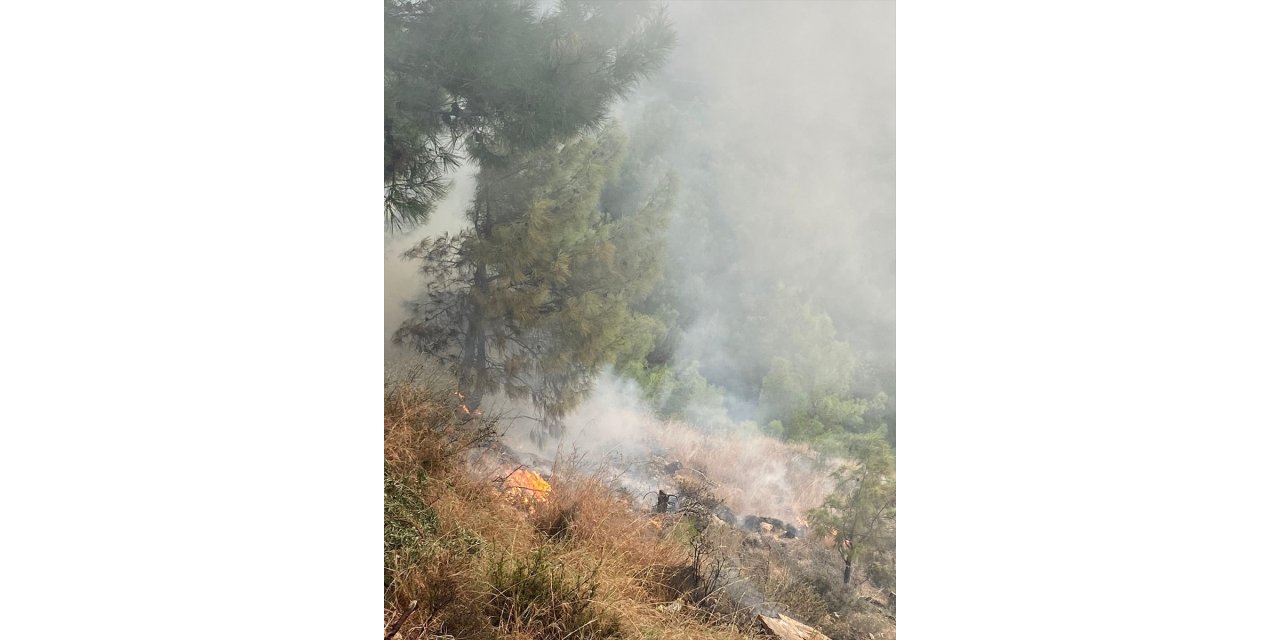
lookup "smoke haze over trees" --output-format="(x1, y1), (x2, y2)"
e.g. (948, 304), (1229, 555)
(384, 2), (896, 632)
(620, 1), (895, 448)
(386, 0), (895, 450)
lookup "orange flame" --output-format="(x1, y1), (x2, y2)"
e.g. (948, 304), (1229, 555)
(453, 391), (483, 418)
(503, 468), (551, 508)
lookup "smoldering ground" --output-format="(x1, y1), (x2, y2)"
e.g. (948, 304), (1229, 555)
(484, 374), (837, 528)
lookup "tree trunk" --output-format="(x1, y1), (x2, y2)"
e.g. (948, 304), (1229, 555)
(460, 262), (487, 412)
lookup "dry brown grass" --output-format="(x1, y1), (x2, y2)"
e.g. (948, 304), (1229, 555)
(652, 421), (837, 526)
(384, 381), (756, 640)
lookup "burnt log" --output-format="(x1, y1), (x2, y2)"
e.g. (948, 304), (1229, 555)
(742, 515), (799, 538)
(657, 489), (672, 513)
(757, 612), (832, 640)
(713, 503), (738, 526)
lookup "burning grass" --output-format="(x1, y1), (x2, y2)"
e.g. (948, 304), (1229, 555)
(503, 467), (553, 510)
(384, 380), (753, 640)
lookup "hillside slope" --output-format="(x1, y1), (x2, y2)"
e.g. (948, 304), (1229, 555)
(384, 382), (894, 639)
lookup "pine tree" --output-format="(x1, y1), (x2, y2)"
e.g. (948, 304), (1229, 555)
(384, 0), (675, 230)
(395, 126), (674, 435)
(807, 432), (896, 589)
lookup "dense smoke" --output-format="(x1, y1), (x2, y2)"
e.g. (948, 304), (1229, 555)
(631, 0), (895, 377)
(493, 373), (835, 523)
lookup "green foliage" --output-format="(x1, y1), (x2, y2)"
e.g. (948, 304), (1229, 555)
(603, 80), (898, 450)
(743, 294), (858, 399)
(622, 360), (732, 427)
(384, 470), (440, 591)
(759, 357), (809, 425)
(384, 0), (675, 230)
(397, 126), (677, 435)
(385, 470), (438, 554)
(806, 431), (896, 590)
(659, 363), (727, 424)
(762, 419), (784, 438)
(740, 295), (896, 452)
(665, 516), (701, 546)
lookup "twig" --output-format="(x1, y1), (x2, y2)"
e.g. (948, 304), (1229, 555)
(384, 600), (419, 640)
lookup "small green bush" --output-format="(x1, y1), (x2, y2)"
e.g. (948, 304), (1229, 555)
(385, 470), (439, 592)
(487, 546), (621, 639)
(385, 470), (437, 553)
